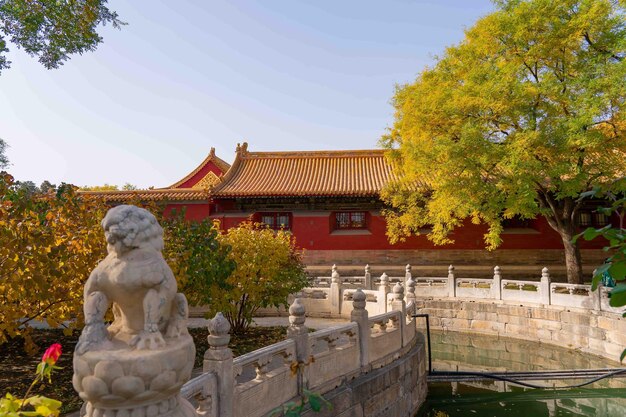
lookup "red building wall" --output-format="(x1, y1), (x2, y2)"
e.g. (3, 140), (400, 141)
(210, 211), (607, 251)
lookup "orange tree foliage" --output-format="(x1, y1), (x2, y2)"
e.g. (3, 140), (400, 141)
(213, 222), (308, 334)
(0, 176), (234, 351)
(0, 173), (108, 350)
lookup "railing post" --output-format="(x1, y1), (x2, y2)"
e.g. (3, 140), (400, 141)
(492, 266), (502, 300)
(330, 264), (342, 316)
(593, 283), (602, 311)
(540, 267), (551, 305)
(351, 289), (370, 368)
(379, 272), (390, 313)
(364, 264), (372, 290)
(391, 283), (406, 346)
(447, 265), (456, 298)
(405, 264), (412, 287)
(203, 312), (233, 417)
(287, 298), (309, 392)
(406, 274), (417, 305)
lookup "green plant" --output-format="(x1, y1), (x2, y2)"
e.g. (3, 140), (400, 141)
(574, 178), (626, 360)
(0, 343), (63, 417)
(213, 221), (308, 334)
(381, 0), (626, 284)
(160, 209), (236, 308)
(268, 389), (332, 417)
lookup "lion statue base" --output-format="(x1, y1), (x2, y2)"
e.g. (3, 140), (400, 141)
(72, 205), (196, 417)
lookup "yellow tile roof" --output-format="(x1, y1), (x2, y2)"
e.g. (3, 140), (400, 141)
(78, 188), (210, 202)
(212, 142), (398, 198)
(168, 147), (231, 188)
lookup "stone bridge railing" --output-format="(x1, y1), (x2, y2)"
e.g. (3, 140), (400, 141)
(181, 286), (427, 417)
(309, 263), (623, 314)
(308, 263), (625, 362)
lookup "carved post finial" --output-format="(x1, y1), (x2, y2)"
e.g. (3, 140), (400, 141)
(352, 288), (366, 310)
(493, 265), (502, 300)
(406, 276), (416, 300)
(208, 312), (231, 349)
(393, 282), (405, 301)
(289, 298), (306, 327)
(330, 265), (341, 315)
(540, 267), (551, 306)
(378, 272), (390, 312)
(351, 288), (370, 367)
(364, 264), (372, 290)
(447, 265), (456, 298)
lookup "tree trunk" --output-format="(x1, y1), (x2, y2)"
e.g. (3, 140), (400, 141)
(560, 228), (584, 284)
(537, 193), (584, 284)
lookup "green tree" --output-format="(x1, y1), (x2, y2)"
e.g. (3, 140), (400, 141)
(160, 210), (235, 309)
(382, 0), (626, 284)
(213, 222), (308, 334)
(0, 138), (8, 169)
(121, 183), (138, 191)
(80, 184), (119, 191)
(0, 0), (123, 73)
(575, 177), (626, 360)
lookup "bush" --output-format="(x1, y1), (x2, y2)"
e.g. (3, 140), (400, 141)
(213, 222), (308, 333)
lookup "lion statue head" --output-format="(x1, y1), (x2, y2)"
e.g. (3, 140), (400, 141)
(101, 205), (164, 255)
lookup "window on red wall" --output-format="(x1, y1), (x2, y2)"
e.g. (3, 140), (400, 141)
(334, 211), (367, 230)
(259, 212), (291, 230)
(578, 210), (610, 228)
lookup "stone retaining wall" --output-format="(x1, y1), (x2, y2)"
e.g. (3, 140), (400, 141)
(302, 337), (427, 417)
(416, 299), (626, 361)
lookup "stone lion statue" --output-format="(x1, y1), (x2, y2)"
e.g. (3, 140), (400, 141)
(76, 205), (188, 354)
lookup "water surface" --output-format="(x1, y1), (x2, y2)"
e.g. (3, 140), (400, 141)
(417, 331), (626, 417)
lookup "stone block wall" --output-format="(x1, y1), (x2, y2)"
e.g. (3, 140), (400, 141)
(417, 299), (625, 362)
(302, 339), (427, 417)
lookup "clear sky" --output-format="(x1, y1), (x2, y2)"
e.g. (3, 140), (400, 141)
(0, 0), (494, 188)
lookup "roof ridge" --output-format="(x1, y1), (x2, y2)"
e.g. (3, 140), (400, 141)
(243, 149), (386, 158)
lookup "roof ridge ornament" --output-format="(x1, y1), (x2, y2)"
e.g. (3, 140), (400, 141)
(236, 141), (249, 155)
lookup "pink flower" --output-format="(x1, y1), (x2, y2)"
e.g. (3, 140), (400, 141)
(42, 343), (62, 365)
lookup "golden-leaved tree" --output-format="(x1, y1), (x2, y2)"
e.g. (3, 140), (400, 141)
(213, 222), (308, 334)
(382, 0), (626, 284)
(0, 173), (108, 350)
(0, 176), (234, 351)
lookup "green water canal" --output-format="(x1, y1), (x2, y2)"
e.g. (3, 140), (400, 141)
(417, 331), (626, 417)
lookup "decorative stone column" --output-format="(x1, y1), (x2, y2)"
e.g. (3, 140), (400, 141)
(405, 264), (412, 287)
(492, 266), (502, 300)
(406, 274), (417, 310)
(364, 264), (372, 290)
(287, 298), (309, 392)
(330, 264), (342, 316)
(72, 205), (196, 417)
(379, 272), (390, 313)
(540, 267), (551, 305)
(447, 265), (456, 298)
(350, 289), (370, 368)
(203, 313), (233, 417)
(391, 283), (406, 346)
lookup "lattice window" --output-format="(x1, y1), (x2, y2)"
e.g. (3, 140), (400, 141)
(335, 211), (367, 230)
(260, 212), (291, 230)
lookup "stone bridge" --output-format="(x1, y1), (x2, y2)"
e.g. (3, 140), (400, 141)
(182, 285), (427, 417)
(181, 263), (624, 417)
(299, 264), (625, 361)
